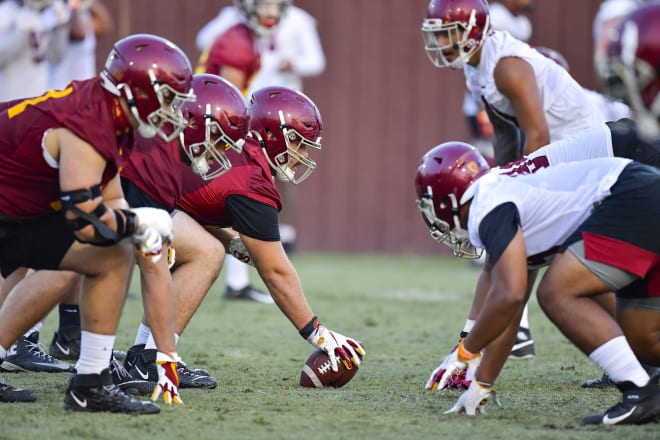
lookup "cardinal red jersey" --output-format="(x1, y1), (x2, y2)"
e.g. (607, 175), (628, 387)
(0, 78), (134, 219)
(197, 23), (260, 95)
(121, 135), (183, 212)
(179, 137), (282, 227)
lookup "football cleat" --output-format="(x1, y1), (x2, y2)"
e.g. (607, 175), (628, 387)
(49, 327), (81, 362)
(110, 358), (155, 396)
(1, 331), (72, 373)
(509, 327), (536, 360)
(0, 374), (36, 402)
(581, 373), (614, 389)
(582, 375), (660, 425)
(63, 368), (160, 414)
(177, 362), (217, 389)
(224, 285), (274, 304)
(124, 345), (158, 382)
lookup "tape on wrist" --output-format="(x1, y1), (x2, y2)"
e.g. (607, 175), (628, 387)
(457, 340), (478, 361)
(299, 316), (319, 340)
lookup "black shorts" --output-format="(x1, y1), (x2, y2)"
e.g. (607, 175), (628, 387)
(121, 178), (170, 211)
(0, 212), (76, 277)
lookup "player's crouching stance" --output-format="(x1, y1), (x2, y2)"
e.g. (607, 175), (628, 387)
(414, 142), (660, 424)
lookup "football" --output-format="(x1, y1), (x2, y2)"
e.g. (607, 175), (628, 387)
(299, 348), (360, 388)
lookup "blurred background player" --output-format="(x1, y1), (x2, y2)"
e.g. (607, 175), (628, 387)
(0, 0), (70, 101)
(196, 0), (325, 303)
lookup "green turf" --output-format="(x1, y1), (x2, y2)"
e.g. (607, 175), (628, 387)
(1, 253), (656, 439)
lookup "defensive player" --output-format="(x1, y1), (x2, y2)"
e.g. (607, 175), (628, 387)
(415, 141), (659, 424)
(0, 33), (194, 413)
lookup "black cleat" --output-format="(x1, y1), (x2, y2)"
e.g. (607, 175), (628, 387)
(124, 345), (158, 382)
(582, 375), (660, 425)
(509, 327), (536, 360)
(63, 368), (159, 414)
(110, 358), (155, 396)
(1, 331), (72, 373)
(224, 285), (274, 304)
(177, 362), (217, 389)
(49, 327), (81, 362)
(0, 374), (36, 402)
(581, 373), (615, 389)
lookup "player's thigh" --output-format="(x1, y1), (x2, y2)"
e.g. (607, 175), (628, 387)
(171, 210), (223, 266)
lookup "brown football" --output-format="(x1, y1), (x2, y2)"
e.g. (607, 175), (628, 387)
(299, 348), (360, 388)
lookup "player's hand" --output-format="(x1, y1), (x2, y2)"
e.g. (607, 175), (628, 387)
(131, 207), (173, 244)
(444, 380), (500, 416)
(425, 341), (473, 391)
(306, 326), (366, 372)
(151, 351), (183, 406)
(132, 226), (164, 263)
(428, 338), (481, 391)
(227, 237), (254, 267)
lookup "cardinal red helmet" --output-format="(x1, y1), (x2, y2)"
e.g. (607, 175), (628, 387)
(422, 0), (490, 69)
(234, 0), (291, 36)
(181, 74), (250, 180)
(602, 2), (660, 140)
(249, 86), (323, 184)
(100, 34), (195, 142)
(414, 141), (490, 258)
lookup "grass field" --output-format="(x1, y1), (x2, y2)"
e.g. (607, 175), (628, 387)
(1, 253), (656, 440)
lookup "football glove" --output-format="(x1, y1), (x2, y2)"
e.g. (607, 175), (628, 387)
(444, 380), (501, 416)
(426, 338), (481, 391)
(151, 351), (183, 406)
(306, 325), (366, 372)
(425, 338), (474, 391)
(227, 237), (254, 267)
(131, 207), (173, 244)
(132, 227), (164, 263)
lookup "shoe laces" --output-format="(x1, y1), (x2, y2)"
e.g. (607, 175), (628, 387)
(110, 359), (132, 381)
(24, 338), (61, 363)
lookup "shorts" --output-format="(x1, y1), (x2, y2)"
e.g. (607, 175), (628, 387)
(0, 212), (75, 277)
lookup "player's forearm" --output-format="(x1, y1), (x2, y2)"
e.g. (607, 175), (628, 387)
(139, 256), (176, 353)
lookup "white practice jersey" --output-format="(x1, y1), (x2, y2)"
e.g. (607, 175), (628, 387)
(489, 2), (532, 41)
(49, 9), (96, 90)
(467, 157), (630, 266)
(495, 123), (614, 176)
(464, 30), (606, 142)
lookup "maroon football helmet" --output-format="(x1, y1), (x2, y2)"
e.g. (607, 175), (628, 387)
(414, 141), (490, 258)
(181, 74), (250, 180)
(234, 0), (291, 36)
(249, 86), (323, 184)
(100, 34), (195, 142)
(602, 2), (660, 140)
(422, 0), (490, 69)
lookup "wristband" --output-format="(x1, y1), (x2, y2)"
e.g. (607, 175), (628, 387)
(299, 316), (319, 340)
(457, 340), (478, 361)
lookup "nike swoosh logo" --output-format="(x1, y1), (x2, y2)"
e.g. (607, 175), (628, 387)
(134, 365), (150, 380)
(55, 340), (71, 355)
(70, 391), (87, 408)
(603, 405), (636, 424)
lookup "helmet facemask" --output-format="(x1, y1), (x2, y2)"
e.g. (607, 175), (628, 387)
(416, 185), (482, 259)
(121, 69), (196, 142)
(422, 11), (489, 69)
(263, 110), (322, 184)
(182, 103), (246, 180)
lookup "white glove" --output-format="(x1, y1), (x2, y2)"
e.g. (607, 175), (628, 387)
(131, 207), (173, 245)
(227, 237), (254, 267)
(432, 339), (481, 391)
(444, 380), (500, 416)
(306, 325), (366, 372)
(151, 351), (183, 406)
(132, 227), (164, 263)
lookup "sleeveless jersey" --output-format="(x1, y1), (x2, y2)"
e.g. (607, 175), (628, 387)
(464, 30), (605, 141)
(467, 158), (630, 268)
(178, 136), (282, 227)
(0, 78), (134, 219)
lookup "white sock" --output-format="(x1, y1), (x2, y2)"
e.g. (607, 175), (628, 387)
(145, 333), (178, 351)
(0, 345), (6, 359)
(24, 321), (43, 338)
(519, 304), (529, 329)
(462, 319), (476, 334)
(225, 255), (250, 290)
(133, 323), (151, 346)
(588, 336), (650, 387)
(75, 331), (115, 375)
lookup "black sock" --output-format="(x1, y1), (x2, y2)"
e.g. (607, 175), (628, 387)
(58, 303), (80, 330)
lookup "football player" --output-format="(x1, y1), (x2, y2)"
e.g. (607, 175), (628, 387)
(0, 33), (194, 413)
(422, 0), (609, 361)
(415, 141), (660, 424)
